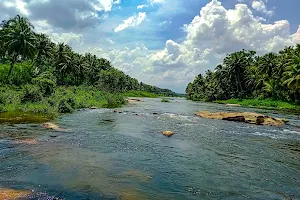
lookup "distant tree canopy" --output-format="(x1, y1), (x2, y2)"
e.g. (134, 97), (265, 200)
(186, 47), (300, 104)
(0, 15), (176, 96)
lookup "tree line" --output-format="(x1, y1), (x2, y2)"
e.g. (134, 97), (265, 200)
(186, 46), (300, 104)
(0, 15), (176, 96)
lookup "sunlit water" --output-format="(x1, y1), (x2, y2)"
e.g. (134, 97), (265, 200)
(0, 98), (300, 199)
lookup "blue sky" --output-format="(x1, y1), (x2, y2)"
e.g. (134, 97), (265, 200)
(0, 0), (300, 92)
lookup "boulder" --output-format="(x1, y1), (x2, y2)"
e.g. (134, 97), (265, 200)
(195, 111), (288, 126)
(162, 131), (174, 137)
(128, 98), (144, 103)
(225, 104), (241, 107)
(223, 116), (245, 122)
(43, 122), (64, 131)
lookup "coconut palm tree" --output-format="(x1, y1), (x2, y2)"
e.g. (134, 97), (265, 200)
(263, 79), (277, 98)
(282, 53), (300, 90)
(224, 51), (248, 94)
(2, 15), (36, 79)
(258, 53), (277, 78)
(34, 33), (54, 73)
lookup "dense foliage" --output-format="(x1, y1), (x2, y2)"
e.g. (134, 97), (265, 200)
(0, 15), (177, 114)
(186, 47), (300, 105)
(0, 15), (175, 93)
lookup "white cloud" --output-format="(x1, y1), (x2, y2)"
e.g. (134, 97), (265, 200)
(32, 20), (84, 45)
(91, 0), (121, 12)
(137, 0), (165, 10)
(0, 0), (121, 31)
(149, 0), (165, 4)
(252, 0), (273, 16)
(137, 4), (148, 9)
(106, 38), (115, 44)
(159, 20), (172, 27)
(97, 0), (300, 92)
(2, 0), (29, 16)
(114, 12), (147, 32)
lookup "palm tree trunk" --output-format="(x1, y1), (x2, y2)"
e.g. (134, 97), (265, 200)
(7, 57), (16, 79)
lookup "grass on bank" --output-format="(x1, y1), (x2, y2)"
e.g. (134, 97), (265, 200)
(214, 99), (300, 110)
(0, 85), (125, 117)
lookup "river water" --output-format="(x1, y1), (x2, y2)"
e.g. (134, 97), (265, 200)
(0, 98), (300, 199)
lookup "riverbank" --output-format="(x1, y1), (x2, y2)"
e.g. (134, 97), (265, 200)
(214, 99), (300, 112)
(122, 91), (161, 98)
(0, 86), (171, 123)
(0, 86), (125, 118)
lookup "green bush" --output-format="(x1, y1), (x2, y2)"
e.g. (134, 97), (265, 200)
(0, 62), (33, 85)
(66, 96), (76, 109)
(58, 99), (73, 113)
(21, 84), (42, 103)
(32, 72), (56, 96)
(161, 98), (170, 102)
(104, 93), (125, 108)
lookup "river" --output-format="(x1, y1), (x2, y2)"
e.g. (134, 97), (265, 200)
(0, 98), (300, 199)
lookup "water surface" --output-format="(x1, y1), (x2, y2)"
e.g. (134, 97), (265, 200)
(0, 98), (300, 199)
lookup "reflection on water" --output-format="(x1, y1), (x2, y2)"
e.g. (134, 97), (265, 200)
(0, 98), (300, 199)
(0, 112), (51, 124)
(0, 188), (32, 199)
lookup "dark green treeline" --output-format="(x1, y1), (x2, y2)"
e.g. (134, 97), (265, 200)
(186, 47), (300, 104)
(0, 15), (176, 96)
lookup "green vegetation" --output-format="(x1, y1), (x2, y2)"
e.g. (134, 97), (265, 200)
(214, 99), (300, 110)
(186, 47), (300, 110)
(161, 98), (170, 103)
(0, 15), (176, 116)
(0, 86), (124, 116)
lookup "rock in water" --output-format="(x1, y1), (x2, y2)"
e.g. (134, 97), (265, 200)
(225, 104), (241, 107)
(43, 122), (64, 131)
(223, 116), (245, 122)
(195, 111), (288, 126)
(128, 98), (144, 103)
(162, 131), (174, 137)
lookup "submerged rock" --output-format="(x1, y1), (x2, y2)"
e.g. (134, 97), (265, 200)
(162, 131), (174, 137)
(114, 110), (123, 113)
(195, 111), (288, 126)
(121, 170), (153, 182)
(43, 122), (64, 131)
(13, 138), (38, 145)
(0, 188), (32, 199)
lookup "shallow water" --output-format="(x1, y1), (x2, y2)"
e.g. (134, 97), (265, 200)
(0, 98), (300, 199)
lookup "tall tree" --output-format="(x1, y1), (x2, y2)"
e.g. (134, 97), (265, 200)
(282, 51), (300, 91)
(34, 33), (54, 73)
(2, 15), (36, 79)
